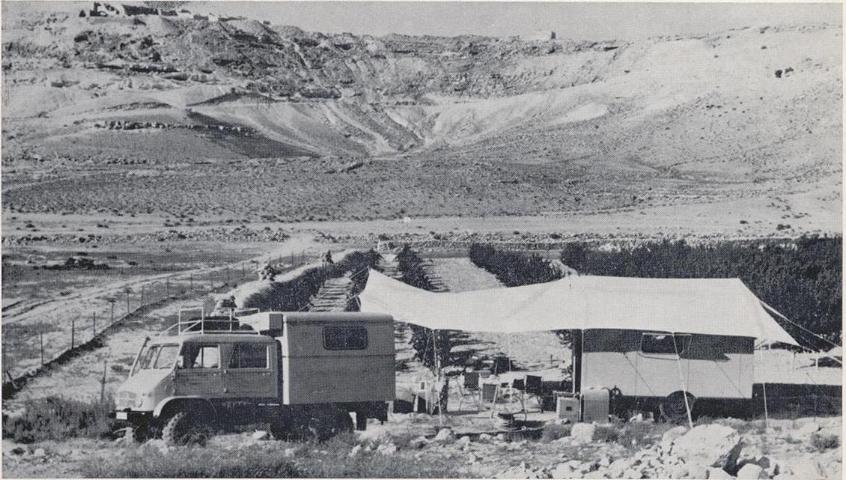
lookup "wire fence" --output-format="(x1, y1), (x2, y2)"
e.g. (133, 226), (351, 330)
(2, 252), (315, 396)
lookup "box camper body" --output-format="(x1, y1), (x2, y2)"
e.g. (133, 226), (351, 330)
(114, 311), (394, 443)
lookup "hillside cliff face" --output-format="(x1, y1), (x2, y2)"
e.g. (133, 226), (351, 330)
(1, 5), (842, 223)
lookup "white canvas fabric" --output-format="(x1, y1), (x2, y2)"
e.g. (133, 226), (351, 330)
(359, 270), (798, 345)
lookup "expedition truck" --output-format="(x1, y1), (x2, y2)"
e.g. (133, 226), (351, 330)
(114, 309), (395, 444)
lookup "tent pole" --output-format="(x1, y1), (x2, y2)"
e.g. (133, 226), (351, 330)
(432, 328), (444, 426)
(672, 334), (694, 429)
(762, 381), (769, 430)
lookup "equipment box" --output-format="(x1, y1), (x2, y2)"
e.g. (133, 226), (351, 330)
(555, 394), (580, 424)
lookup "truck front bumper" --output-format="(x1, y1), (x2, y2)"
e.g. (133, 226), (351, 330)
(113, 409), (153, 427)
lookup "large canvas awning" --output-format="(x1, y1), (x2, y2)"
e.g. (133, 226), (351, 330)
(359, 270), (798, 346)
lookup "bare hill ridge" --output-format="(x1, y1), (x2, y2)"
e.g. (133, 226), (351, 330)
(1, 5), (842, 228)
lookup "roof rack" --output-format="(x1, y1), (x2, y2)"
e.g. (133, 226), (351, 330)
(158, 305), (259, 336)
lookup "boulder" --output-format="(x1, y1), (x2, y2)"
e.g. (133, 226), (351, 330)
(797, 422), (820, 437)
(667, 464), (689, 479)
(660, 425), (689, 451)
(455, 436), (471, 448)
(434, 428), (455, 442)
(788, 457), (824, 479)
(348, 444), (363, 458)
(571, 423), (597, 443)
(707, 467), (735, 479)
(607, 458), (631, 478)
(408, 436), (428, 449)
(549, 463), (574, 478)
(376, 442), (397, 455)
(737, 464), (767, 479)
(671, 424), (742, 471)
(251, 430), (269, 441)
(621, 467), (644, 478)
(687, 464), (709, 480)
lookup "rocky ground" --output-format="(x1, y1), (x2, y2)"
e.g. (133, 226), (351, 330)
(2, 414), (841, 478)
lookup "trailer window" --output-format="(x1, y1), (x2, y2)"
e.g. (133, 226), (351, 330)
(641, 333), (691, 355)
(323, 326), (368, 350)
(229, 343), (268, 369)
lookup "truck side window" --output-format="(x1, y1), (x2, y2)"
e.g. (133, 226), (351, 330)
(229, 344), (268, 369)
(179, 344), (220, 369)
(323, 326), (368, 350)
(641, 333), (691, 355)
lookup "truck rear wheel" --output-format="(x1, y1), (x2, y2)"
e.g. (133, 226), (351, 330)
(161, 411), (212, 446)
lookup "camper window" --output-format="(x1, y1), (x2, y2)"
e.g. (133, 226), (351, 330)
(228, 343), (269, 369)
(641, 333), (691, 355)
(323, 326), (368, 350)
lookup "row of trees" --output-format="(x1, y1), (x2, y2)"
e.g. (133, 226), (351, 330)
(468, 244), (560, 287)
(559, 237), (841, 349)
(394, 246), (453, 370)
(468, 244), (570, 345)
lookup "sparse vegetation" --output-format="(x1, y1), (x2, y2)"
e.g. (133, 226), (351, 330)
(81, 437), (463, 478)
(2, 396), (115, 443)
(810, 431), (840, 451)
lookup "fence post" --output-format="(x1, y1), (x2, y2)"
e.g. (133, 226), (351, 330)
(92, 312), (97, 338)
(140, 286), (145, 309)
(190, 274), (193, 291)
(126, 292), (130, 315)
(71, 319), (75, 349)
(166, 279), (170, 298)
(110, 302), (114, 324)
(39, 330), (44, 366)
(100, 359), (108, 404)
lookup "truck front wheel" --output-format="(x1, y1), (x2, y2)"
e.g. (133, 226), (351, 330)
(161, 411), (212, 445)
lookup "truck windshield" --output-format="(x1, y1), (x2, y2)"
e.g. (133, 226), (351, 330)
(136, 344), (179, 370)
(154, 345), (180, 369)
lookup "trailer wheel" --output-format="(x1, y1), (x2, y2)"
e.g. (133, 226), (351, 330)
(161, 411), (212, 446)
(299, 407), (353, 441)
(659, 391), (696, 422)
(270, 415), (293, 441)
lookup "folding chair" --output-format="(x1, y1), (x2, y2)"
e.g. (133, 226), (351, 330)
(481, 382), (500, 417)
(525, 375), (544, 412)
(456, 371), (482, 412)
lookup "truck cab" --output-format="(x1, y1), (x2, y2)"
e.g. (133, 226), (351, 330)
(114, 309), (395, 443)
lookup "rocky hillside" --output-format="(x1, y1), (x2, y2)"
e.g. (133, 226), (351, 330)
(1, 4), (842, 225)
